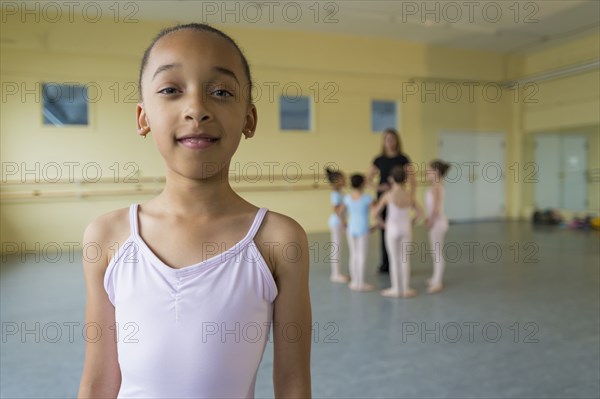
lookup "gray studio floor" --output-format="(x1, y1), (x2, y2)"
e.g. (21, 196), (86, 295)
(1, 222), (599, 398)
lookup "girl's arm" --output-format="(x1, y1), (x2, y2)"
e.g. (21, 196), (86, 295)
(336, 204), (347, 229)
(412, 200), (425, 226)
(371, 193), (388, 229)
(332, 203), (341, 215)
(366, 163), (387, 191)
(405, 163), (417, 204)
(428, 185), (442, 228)
(78, 217), (122, 398)
(267, 215), (312, 397)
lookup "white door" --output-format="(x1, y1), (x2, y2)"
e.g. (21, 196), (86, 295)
(534, 135), (561, 209)
(439, 132), (505, 222)
(561, 136), (587, 210)
(439, 132), (476, 222)
(475, 133), (505, 219)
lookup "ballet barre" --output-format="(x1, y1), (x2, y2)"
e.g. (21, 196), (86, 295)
(0, 182), (330, 202)
(1, 172), (430, 202)
(1, 174), (329, 186)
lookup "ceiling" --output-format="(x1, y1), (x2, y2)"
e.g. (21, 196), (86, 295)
(8, 0), (600, 53)
(125, 0), (599, 53)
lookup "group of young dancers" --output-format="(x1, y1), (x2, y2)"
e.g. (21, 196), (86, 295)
(326, 131), (451, 298)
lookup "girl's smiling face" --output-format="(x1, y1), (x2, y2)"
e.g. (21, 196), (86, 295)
(137, 29), (257, 180)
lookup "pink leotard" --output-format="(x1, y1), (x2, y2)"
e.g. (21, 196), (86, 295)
(385, 201), (411, 237)
(104, 204), (278, 398)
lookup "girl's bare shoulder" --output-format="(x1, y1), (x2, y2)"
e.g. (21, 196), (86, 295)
(257, 210), (306, 243)
(83, 207), (131, 265)
(254, 210), (307, 273)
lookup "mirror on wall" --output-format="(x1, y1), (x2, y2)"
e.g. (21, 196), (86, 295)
(522, 125), (599, 213)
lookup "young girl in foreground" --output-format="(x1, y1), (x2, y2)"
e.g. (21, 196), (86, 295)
(325, 167), (350, 283)
(337, 174), (376, 292)
(426, 160), (451, 294)
(78, 24), (311, 398)
(373, 166), (423, 298)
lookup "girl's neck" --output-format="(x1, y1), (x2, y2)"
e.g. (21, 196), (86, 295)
(391, 183), (405, 192)
(384, 149), (398, 157)
(155, 167), (240, 216)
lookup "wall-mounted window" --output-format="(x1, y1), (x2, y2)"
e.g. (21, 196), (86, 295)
(42, 83), (88, 126)
(280, 95), (311, 131)
(371, 100), (397, 132)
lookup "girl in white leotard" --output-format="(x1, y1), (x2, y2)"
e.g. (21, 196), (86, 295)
(373, 166), (423, 298)
(425, 160), (451, 294)
(78, 24), (311, 398)
(325, 167), (350, 283)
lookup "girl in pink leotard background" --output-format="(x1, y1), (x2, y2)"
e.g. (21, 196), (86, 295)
(372, 166), (423, 298)
(425, 159), (451, 294)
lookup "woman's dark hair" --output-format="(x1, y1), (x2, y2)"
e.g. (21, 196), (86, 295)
(138, 23), (253, 103)
(350, 174), (365, 189)
(430, 159), (451, 177)
(325, 167), (343, 184)
(381, 128), (402, 156)
(389, 165), (407, 184)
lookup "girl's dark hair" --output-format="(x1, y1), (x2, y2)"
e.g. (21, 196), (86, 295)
(350, 174), (365, 189)
(381, 128), (402, 156)
(138, 23), (253, 102)
(389, 165), (407, 184)
(325, 167), (343, 184)
(430, 159), (451, 177)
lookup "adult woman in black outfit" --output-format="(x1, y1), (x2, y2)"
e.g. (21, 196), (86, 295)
(367, 128), (416, 273)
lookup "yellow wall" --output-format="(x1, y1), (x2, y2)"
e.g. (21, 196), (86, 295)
(1, 13), (598, 251)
